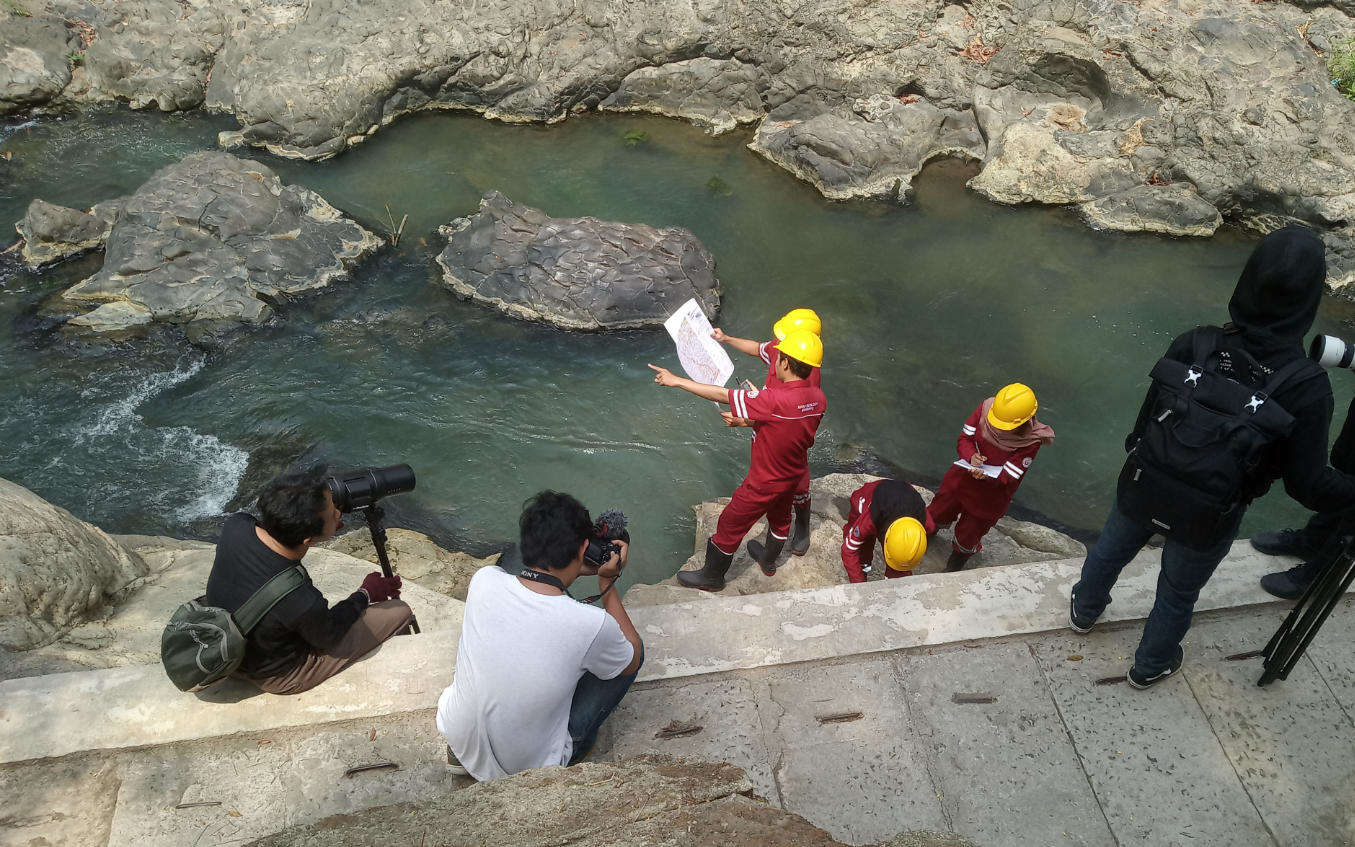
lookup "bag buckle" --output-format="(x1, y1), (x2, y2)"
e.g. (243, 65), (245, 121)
(1184, 367), (1202, 387)
(1245, 394), (1265, 413)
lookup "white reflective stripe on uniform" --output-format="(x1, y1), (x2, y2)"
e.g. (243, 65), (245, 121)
(732, 390), (748, 418)
(962, 425), (976, 435)
(1003, 462), (1024, 478)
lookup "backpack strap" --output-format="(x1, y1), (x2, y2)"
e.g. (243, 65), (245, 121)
(1189, 326), (1224, 369)
(233, 566), (308, 634)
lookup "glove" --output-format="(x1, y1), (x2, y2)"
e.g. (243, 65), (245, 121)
(360, 572), (402, 603)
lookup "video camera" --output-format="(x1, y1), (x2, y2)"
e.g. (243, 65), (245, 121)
(582, 509), (630, 572)
(324, 464), (420, 635)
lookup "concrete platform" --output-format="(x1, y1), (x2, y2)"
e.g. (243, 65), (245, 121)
(0, 540), (1310, 764)
(3, 544), (1354, 847)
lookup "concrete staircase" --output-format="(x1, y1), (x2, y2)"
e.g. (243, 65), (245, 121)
(3, 543), (1353, 846)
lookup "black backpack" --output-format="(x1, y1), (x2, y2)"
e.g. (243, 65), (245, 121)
(1117, 327), (1315, 547)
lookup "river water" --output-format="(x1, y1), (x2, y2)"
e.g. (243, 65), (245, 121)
(2, 107), (1352, 591)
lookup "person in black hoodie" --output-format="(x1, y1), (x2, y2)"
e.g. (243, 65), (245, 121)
(1067, 226), (1355, 688)
(1249, 397), (1355, 598)
(205, 470), (411, 695)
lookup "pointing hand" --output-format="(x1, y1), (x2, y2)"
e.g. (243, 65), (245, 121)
(648, 363), (680, 387)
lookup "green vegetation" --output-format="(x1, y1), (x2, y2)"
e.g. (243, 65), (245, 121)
(66, 50), (85, 67)
(705, 175), (732, 196)
(4, 0), (33, 16)
(1332, 39), (1355, 102)
(621, 129), (649, 147)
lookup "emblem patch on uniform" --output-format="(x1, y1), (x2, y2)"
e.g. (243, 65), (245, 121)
(1022, 457), (1032, 467)
(746, 386), (759, 398)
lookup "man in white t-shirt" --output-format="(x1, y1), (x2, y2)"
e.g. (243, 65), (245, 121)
(436, 491), (643, 780)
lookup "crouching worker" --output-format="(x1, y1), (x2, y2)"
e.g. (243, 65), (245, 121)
(649, 329), (826, 588)
(204, 471), (411, 695)
(841, 478), (933, 582)
(437, 492), (642, 780)
(927, 384), (1055, 571)
(711, 308), (823, 555)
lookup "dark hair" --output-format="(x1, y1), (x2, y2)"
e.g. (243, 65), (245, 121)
(783, 355), (813, 380)
(257, 469), (328, 548)
(520, 490), (592, 571)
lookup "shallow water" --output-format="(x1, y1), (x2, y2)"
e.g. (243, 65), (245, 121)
(3, 107), (1353, 591)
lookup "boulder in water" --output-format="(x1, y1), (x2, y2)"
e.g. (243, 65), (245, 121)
(436, 191), (721, 331)
(56, 151), (381, 333)
(0, 476), (148, 651)
(14, 198), (120, 269)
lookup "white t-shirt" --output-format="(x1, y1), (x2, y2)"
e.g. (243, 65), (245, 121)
(436, 566), (634, 781)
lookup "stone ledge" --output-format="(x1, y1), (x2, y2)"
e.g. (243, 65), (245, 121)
(0, 541), (1314, 765)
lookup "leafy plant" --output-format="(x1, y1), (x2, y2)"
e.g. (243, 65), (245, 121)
(705, 175), (732, 196)
(66, 50), (84, 67)
(621, 129), (649, 147)
(4, 0), (32, 16)
(1332, 38), (1355, 102)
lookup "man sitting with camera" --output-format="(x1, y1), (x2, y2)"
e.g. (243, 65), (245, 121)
(437, 491), (643, 780)
(205, 470), (411, 695)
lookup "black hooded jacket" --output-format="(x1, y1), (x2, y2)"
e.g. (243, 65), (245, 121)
(1127, 226), (1355, 516)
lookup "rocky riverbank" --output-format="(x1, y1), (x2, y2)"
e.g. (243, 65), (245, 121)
(3, 0), (1355, 286)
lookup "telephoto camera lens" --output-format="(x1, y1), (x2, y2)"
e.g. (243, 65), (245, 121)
(325, 464), (416, 512)
(1310, 335), (1355, 371)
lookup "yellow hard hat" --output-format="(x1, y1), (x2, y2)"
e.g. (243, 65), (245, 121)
(987, 383), (1038, 431)
(883, 517), (927, 571)
(775, 329), (823, 368)
(773, 308), (822, 341)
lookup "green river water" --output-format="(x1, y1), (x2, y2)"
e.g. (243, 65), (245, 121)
(2, 107), (1352, 592)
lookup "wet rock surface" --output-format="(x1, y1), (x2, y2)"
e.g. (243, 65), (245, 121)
(48, 151), (380, 333)
(436, 190), (721, 331)
(14, 197), (120, 268)
(0, 476), (147, 652)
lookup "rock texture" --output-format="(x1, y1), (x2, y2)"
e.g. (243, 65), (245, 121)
(324, 527), (498, 601)
(0, 532), (465, 680)
(248, 755), (847, 847)
(2, 0), (1353, 279)
(0, 476), (147, 651)
(0, 16), (75, 116)
(52, 151), (380, 332)
(14, 197), (120, 268)
(625, 473), (1085, 606)
(436, 191), (721, 330)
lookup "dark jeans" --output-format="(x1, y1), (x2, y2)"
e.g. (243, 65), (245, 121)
(1072, 504), (1241, 674)
(567, 643), (643, 764)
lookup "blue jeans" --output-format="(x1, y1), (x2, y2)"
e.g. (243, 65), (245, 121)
(567, 643), (642, 764)
(1072, 504), (1241, 674)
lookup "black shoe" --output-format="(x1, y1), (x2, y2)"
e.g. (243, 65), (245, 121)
(748, 532), (787, 577)
(1128, 647), (1185, 690)
(677, 539), (734, 591)
(1068, 592), (1098, 634)
(945, 547), (974, 572)
(1250, 528), (1318, 559)
(788, 505), (812, 557)
(1260, 563), (1319, 600)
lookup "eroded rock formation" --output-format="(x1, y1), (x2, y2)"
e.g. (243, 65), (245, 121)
(436, 190), (721, 330)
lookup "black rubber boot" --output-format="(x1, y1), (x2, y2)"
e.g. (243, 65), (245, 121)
(945, 547), (974, 572)
(748, 532), (788, 576)
(789, 505), (812, 557)
(677, 538), (734, 591)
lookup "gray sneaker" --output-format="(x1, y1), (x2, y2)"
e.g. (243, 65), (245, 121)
(446, 745), (470, 777)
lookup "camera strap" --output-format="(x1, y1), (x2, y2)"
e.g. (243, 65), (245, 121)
(517, 567), (616, 605)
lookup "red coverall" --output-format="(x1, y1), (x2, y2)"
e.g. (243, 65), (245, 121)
(758, 340), (821, 508)
(841, 479), (934, 583)
(926, 402), (1041, 554)
(712, 379), (827, 553)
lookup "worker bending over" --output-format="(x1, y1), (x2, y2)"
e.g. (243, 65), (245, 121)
(927, 383), (1054, 571)
(710, 308), (823, 556)
(840, 478), (931, 582)
(649, 329), (826, 589)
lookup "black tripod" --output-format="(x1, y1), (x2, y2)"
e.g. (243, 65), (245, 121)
(361, 504), (420, 635)
(1258, 520), (1355, 686)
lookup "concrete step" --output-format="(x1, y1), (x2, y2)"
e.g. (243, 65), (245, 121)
(0, 541), (1321, 766)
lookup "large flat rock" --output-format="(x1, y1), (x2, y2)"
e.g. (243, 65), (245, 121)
(435, 190), (721, 331)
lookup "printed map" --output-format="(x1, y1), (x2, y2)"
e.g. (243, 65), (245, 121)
(663, 298), (733, 386)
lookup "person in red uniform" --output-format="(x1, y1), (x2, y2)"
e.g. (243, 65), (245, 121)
(840, 478), (933, 583)
(927, 383), (1055, 571)
(710, 308), (822, 556)
(649, 330), (826, 590)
